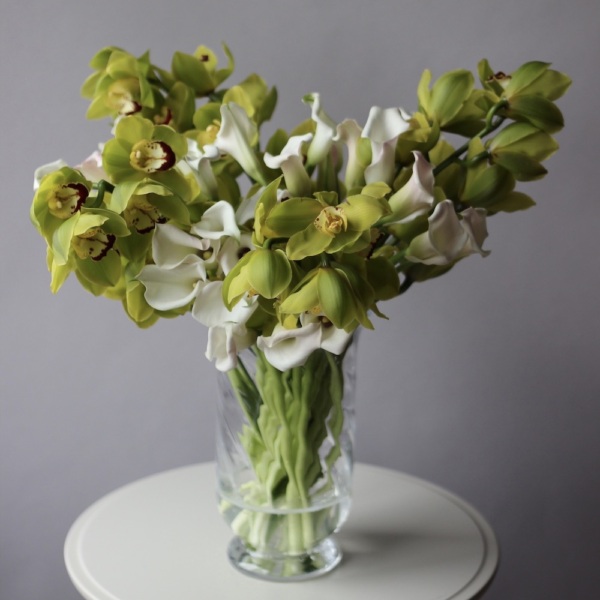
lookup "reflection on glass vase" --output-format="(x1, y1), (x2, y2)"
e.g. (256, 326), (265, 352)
(215, 334), (358, 581)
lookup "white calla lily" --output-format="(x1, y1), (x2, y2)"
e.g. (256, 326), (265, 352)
(335, 119), (366, 190)
(151, 223), (212, 270)
(387, 151), (435, 223)
(206, 323), (256, 372)
(138, 261), (208, 311)
(194, 280), (258, 371)
(303, 93), (337, 166)
(257, 315), (354, 371)
(406, 200), (490, 265)
(215, 103), (266, 184)
(185, 140), (219, 200)
(218, 232), (253, 275)
(257, 322), (323, 371)
(300, 313), (354, 355)
(362, 106), (411, 184)
(264, 133), (313, 196)
(75, 151), (107, 183)
(191, 200), (241, 241)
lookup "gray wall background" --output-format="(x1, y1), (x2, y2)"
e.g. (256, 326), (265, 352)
(1, 0), (599, 598)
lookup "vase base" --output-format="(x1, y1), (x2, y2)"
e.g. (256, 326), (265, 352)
(227, 535), (342, 582)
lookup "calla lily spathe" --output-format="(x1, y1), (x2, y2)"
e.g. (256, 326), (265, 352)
(264, 133), (313, 196)
(406, 200), (490, 265)
(362, 106), (411, 185)
(193, 280), (257, 371)
(214, 102), (266, 185)
(256, 315), (353, 371)
(386, 151), (435, 223)
(302, 93), (337, 167)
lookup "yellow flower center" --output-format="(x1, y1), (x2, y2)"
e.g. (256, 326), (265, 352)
(197, 120), (221, 147)
(107, 78), (141, 115)
(48, 184), (88, 219)
(72, 228), (116, 261)
(314, 206), (347, 237)
(123, 195), (165, 234)
(130, 140), (176, 173)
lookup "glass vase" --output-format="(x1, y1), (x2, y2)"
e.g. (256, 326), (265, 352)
(215, 334), (358, 581)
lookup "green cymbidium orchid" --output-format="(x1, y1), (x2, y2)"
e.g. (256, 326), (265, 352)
(31, 167), (92, 243)
(82, 47), (164, 120)
(102, 116), (192, 210)
(265, 184), (391, 261)
(223, 248), (292, 308)
(48, 208), (129, 293)
(278, 266), (373, 330)
(171, 43), (235, 97)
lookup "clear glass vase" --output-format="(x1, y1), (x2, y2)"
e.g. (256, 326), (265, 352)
(215, 334), (358, 581)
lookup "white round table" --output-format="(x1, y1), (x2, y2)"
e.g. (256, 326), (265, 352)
(65, 463), (499, 600)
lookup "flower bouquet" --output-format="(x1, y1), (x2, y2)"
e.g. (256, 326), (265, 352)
(31, 44), (569, 580)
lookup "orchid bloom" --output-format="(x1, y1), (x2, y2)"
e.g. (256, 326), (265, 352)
(405, 200), (490, 265)
(213, 103), (266, 185)
(362, 106), (411, 185)
(386, 151), (435, 223)
(256, 313), (353, 371)
(264, 133), (313, 196)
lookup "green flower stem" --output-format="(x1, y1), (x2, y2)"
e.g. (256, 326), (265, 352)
(225, 347), (348, 557)
(432, 99), (508, 176)
(89, 179), (115, 208)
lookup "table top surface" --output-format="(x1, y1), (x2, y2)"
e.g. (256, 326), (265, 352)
(65, 462), (499, 600)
